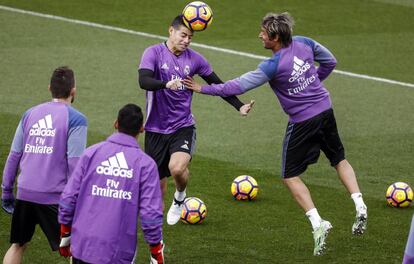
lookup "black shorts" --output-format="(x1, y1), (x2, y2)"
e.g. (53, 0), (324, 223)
(10, 199), (60, 251)
(145, 125), (196, 179)
(281, 108), (345, 178)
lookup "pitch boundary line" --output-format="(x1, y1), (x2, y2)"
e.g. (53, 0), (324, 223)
(1, 5), (413, 89)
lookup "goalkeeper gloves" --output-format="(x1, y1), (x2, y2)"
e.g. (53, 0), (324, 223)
(149, 241), (164, 264)
(1, 192), (15, 214)
(59, 224), (72, 257)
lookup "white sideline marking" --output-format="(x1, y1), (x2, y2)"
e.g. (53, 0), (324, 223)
(1, 5), (414, 89)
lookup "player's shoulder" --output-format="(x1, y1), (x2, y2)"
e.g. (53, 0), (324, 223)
(293, 35), (316, 48)
(143, 43), (165, 54)
(185, 47), (205, 59)
(67, 105), (88, 127)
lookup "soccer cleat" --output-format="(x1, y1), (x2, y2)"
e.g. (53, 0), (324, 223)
(167, 198), (184, 225)
(313, 220), (333, 256)
(352, 206), (368, 235)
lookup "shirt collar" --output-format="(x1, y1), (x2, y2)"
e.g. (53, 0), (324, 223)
(106, 132), (140, 148)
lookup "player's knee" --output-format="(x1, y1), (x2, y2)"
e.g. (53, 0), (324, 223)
(169, 162), (187, 177)
(169, 166), (185, 178)
(10, 243), (27, 252)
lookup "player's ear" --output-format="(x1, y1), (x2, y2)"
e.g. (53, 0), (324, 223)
(139, 125), (144, 133)
(114, 120), (119, 130)
(168, 26), (174, 36)
(70, 87), (76, 97)
(48, 85), (51, 92)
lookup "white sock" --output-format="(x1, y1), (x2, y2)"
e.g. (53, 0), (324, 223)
(306, 208), (322, 231)
(174, 189), (186, 202)
(351, 193), (367, 214)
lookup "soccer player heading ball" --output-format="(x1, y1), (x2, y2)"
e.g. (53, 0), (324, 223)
(183, 12), (368, 256)
(138, 15), (254, 225)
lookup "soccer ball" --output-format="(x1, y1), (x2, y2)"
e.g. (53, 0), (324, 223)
(231, 175), (259, 200)
(182, 1), (213, 31)
(180, 197), (207, 224)
(386, 182), (413, 208)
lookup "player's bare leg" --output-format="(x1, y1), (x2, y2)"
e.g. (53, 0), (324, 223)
(335, 159), (367, 235)
(3, 243), (28, 264)
(283, 176), (332, 256)
(166, 152), (191, 225)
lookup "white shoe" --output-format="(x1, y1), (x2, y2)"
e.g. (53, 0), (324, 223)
(352, 206), (367, 235)
(167, 198), (184, 225)
(313, 220), (333, 256)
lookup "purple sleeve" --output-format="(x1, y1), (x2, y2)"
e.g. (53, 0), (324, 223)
(1, 120), (24, 199)
(139, 159), (163, 245)
(403, 255), (414, 264)
(313, 40), (336, 81)
(58, 154), (87, 225)
(1, 151), (22, 199)
(201, 79), (244, 97)
(139, 46), (157, 71)
(195, 52), (213, 77)
(403, 215), (414, 264)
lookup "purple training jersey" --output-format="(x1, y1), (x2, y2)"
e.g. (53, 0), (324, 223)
(200, 36), (337, 123)
(403, 215), (414, 264)
(139, 43), (212, 134)
(1, 101), (87, 204)
(59, 132), (163, 264)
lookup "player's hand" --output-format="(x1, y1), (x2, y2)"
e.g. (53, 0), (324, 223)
(182, 77), (202, 93)
(166, 79), (182, 90)
(1, 197), (15, 214)
(239, 100), (255, 116)
(59, 224), (72, 257)
(149, 241), (164, 264)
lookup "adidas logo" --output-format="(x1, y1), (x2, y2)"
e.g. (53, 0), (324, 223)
(96, 152), (134, 178)
(29, 114), (56, 137)
(180, 140), (189, 150)
(289, 56), (311, 83)
(161, 63), (169, 71)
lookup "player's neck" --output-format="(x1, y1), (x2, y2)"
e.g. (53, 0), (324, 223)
(165, 40), (182, 56)
(271, 42), (283, 53)
(52, 98), (72, 105)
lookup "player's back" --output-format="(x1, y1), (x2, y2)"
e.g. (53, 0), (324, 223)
(66, 132), (161, 263)
(17, 101), (86, 204)
(259, 36), (334, 123)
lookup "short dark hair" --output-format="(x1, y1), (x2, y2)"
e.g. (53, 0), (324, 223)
(117, 104), (143, 137)
(261, 12), (294, 47)
(171, 15), (192, 31)
(50, 66), (75, 99)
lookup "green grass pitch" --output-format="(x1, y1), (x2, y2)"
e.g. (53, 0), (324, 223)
(0, 1), (413, 263)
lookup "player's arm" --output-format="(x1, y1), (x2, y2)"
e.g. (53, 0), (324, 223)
(58, 152), (88, 257)
(1, 120), (24, 214)
(403, 215), (414, 263)
(58, 153), (88, 225)
(201, 72), (244, 110)
(67, 110), (88, 177)
(138, 159), (164, 263)
(183, 68), (270, 97)
(138, 69), (182, 91)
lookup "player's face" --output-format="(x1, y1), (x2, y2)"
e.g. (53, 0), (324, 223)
(169, 25), (193, 54)
(259, 27), (277, 51)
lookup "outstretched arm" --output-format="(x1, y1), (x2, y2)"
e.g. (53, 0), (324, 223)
(201, 72), (254, 116)
(183, 68), (270, 97)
